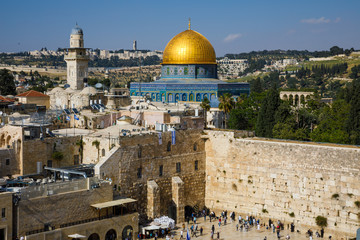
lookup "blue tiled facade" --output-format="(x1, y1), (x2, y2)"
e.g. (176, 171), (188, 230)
(130, 64), (250, 103)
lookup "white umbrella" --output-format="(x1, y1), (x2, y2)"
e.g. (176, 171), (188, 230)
(68, 233), (86, 238)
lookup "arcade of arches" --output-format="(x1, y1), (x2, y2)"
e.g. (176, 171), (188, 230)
(279, 91), (314, 106)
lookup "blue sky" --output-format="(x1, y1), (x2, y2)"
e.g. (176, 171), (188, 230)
(1, 0), (359, 56)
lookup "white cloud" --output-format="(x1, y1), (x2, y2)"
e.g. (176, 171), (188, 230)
(300, 17), (330, 24)
(224, 33), (242, 43)
(334, 17), (341, 23)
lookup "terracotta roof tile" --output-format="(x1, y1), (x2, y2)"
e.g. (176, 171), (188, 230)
(0, 96), (15, 103)
(16, 90), (49, 98)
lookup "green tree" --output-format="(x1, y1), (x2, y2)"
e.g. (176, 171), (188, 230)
(200, 97), (210, 129)
(251, 77), (263, 93)
(92, 140), (100, 162)
(228, 92), (266, 130)
(256, 87), (281, 137)
(51, 151), (64, 166)
(218, 93), (235, 129)
(0, 69), (16, 95)
(311, 100), (350, 144)
(346, 79), (360, 144)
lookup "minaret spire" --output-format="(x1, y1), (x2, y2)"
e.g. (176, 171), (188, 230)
(188, 18), (191, 30)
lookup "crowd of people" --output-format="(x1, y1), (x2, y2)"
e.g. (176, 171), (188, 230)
(140, 208), (333, 239)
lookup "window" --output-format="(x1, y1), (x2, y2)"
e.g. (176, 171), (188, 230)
(137, 167), (142, 179)
(193, 143), (198, 151)
(47, 160), (53, 168)
(102, 149), (105, 157)
(73, 155), (79, 165)
(138, 146), (142, 158)
(195, 160), (198, 171)
(176, 162), (181, 173)
(5, 159), (9, 166)
(167, 142), (171, 152)
(1, 208), (5, 218)
(159, 165), (163, 177)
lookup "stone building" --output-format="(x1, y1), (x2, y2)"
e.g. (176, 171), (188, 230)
(0, 177), (138, 240)
(16, 90), (50, 109)
(0, 192), (12, 240)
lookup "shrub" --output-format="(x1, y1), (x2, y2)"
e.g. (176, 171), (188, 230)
(315, 216), (328, 227)
(51, 151), (64, 161)
(355, 201), (360, 208)
(331, 193), (339, 200)
(289, 212), (295, 217)
(262, 209), (268, 213)
(232, 183), (237, 191)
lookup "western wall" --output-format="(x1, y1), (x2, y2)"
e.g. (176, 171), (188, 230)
(204, 130), (360, 238)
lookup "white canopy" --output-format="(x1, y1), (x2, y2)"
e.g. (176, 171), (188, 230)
(68, 233), (86, 238)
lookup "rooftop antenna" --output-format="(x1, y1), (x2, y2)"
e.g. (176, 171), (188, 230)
(188, 18), (191, 30)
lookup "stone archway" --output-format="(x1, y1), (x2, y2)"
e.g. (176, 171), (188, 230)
(122, 225), (133, 240)
(105, 229), (117, 240)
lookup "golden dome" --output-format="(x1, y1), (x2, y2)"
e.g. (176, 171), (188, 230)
(162, 29), (216, 65)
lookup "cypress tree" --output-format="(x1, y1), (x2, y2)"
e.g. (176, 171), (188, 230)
(255, 87), (281, 137)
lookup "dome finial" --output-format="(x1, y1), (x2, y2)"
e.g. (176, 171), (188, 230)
(188, 18), (191, 30)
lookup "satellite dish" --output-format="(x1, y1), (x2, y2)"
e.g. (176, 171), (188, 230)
(64, 84), (70, 89)
(95, 83), (103, 89)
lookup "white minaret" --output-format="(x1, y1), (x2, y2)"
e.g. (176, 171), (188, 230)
(64, 24), (89, 90)
(133, 40), (137, 51)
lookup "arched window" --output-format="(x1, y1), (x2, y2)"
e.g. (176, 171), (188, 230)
(189, 94), (194, 102)
(167, 141), (171, 152)
(102, 149), (105, 157)
(193, 143), (198, 151)
(105, 229), (117, 240)
(168, 93), (173, 102)
(182, 93), (187, 101)
(196, 93), (201, 102)
(88, 233), (100, 240)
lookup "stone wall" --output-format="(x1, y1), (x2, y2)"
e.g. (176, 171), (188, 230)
(0, 148), (16, 178)
(0, 192), (13, 240)
(22, 136), (80, 174)
(17, 181), (113, 236)
(96, 130), (207, 221)
(205, 130), (360, 238)
(25, 212), (138, 240)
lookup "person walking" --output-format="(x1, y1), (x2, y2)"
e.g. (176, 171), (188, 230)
(217, 232), (220, 240)
(218, 218), (221, 227)
(200, 227), (203, 236)
(180, 229), (183, 239)
(212, 224), (215, 233)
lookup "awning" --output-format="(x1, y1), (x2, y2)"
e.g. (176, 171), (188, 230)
(68, 233), (86, 238)
(91, 198), (137, 209)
